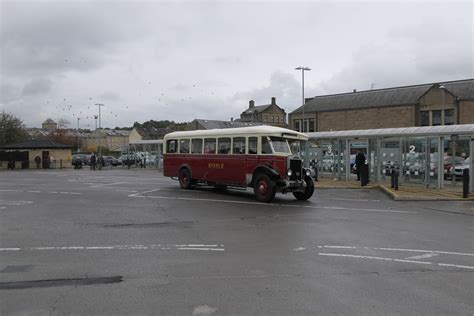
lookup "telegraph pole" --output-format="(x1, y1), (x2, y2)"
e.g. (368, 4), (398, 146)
(95, 103), (105, 169)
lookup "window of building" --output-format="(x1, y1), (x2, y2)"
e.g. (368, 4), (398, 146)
(179, 139), (190, 153)
(248, 137), (257, 154)
(294, 120), (300, 132)
(308, 118), (315, 132)
(420, 111), (430, 126)
(232, 137), (246, 154)
(218, 137), (231, 154)
(191, 139), (203, 154)
(444, 109), (454, 125)
(263, 115), (267, 122)
(204, 138), (216, 154)
(432, 110), (442, 126)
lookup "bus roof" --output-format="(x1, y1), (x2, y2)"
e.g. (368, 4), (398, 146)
(164, 125), (308, 140)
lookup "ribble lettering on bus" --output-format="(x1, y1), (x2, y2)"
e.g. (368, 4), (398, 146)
(208, 163), (224, 169)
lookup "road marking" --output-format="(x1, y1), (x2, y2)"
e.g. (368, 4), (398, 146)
(323, 197), (381, 202)
(437, 263), (474, 270)
(406, 253), (439, 260)
(322, 245), (357, 249)
(129, 195), (416, 214)
(320, 245), (474, 257)
(0, 244), (225, 252)
(91, 182), (127, 188)
(318, 252), (432, 265)
(293, 247), (306, 251)
(128, 188), (161, 197)
(0, 200), (34, 206)
(374, 247), (474, 257)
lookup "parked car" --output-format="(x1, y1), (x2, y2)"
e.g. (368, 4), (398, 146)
(102, 156), (115, 166)
(452, 157), (471, 178)
(444, 156), (465, 179)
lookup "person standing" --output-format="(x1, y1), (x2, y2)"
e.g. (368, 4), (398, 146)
(355, 150), (366, 181)
(90, 153), (96, 170)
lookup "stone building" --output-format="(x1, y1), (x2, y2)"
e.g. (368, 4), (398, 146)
(83, 129), (131, 152)
(238, 97), (287, 127)
(289, 79), (474, 132)
(41, 118), (58, 132)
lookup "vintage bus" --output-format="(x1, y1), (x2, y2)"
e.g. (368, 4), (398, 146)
(163, 126), (314, 202)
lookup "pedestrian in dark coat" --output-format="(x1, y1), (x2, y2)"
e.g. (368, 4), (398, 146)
(355, 150), (366, 181)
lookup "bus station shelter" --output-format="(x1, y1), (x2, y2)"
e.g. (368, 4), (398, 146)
(305, 124), (474, 193)
(123, 139), (163, 168)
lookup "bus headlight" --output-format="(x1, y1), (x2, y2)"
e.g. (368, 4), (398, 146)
(287, 169), (293, 177)
(305, 169), (311, 177)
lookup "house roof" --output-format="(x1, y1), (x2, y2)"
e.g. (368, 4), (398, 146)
(193, 119), (262, 129)
(0, 139), (73, 149)
(292, 79), (474, 114)
(243, 104), (272, 115)
(43, 118), (56, 124)
(134, 127), (169, 139)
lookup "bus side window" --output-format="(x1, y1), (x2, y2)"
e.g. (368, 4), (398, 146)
(191, 139), (203, 154)
(248, 137), (257, 154)
(218, 137), (231, 154)
(232, 137), (245, 154)
(261, 136), (272, 154)
(179, 139), (190, 154)
(166, 139), (178, 153)
(204, 138), (216, 154)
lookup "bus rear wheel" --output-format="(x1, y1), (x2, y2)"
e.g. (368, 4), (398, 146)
(179, 168), (192, 189)
(253, 174), (276, 203)
(293, 176), (314, 201)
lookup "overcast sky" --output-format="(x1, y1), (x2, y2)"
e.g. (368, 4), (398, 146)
(1, 0), (473, 129)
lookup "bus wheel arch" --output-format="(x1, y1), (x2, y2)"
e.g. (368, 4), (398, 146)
(293, 176), (314, 200)
(250, 165), (279, 187)
(178, 165), (192, 189)
(253, 173), (276, 203)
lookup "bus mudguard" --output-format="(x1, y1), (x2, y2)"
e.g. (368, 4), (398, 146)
(251, 165), (279, 185)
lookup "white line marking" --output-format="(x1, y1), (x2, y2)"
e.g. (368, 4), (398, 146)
(91, 182), (127, 188)
(128, 188), (161, 197)
(293, 247), (306, 251)
(406, 253), (439, 260)
(438, 263), (474, 270)
(0, 189), (21, 192)
(323, 245), (357, 249)
(0, 244), (225, 252)
(129, 195), (415, 213)
(320, 245), (474, 257)
(178, 248), (225, 251)
(27, 191), (41, 193)
(374, 247), (474, 257)
(318, 252), (432, 265)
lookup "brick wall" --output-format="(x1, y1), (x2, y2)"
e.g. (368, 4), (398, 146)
(317, 105), (415, 131)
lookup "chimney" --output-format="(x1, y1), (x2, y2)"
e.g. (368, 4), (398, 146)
(353, 89), (357, 93)
(249, 100), (255, 108)
(230, 117), (234, 122)
(271, 97), (276, 105)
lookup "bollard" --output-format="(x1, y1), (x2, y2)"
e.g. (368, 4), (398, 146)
(60, 159), (63, 170)
(463, 169), (470, 198)
(394, 169), (399, 190)
(314, 167), (318, 182)
(361, 164), (369, 186)
(390, 169), (395, 188)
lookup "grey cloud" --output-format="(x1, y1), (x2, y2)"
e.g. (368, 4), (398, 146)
(214, 56), (242, 65)
(22, 78), (53, 96)
(98, 92), (120, 102)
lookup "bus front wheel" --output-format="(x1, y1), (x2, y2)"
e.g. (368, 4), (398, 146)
(179, 168), (192, 189)
(253, 174), (276, 203)
(293, 176), (314, 201)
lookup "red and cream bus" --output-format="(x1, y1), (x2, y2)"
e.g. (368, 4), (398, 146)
(163, 126), (314, 202)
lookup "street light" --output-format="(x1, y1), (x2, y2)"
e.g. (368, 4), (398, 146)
(77, 117), (80, 152)
(295, 66), (311, 133)
(95, 103), (105, 168)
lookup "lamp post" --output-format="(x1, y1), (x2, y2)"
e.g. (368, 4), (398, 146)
(76, 117), (80, 152)
(95, 103), (105, 168)
(295, 66), (311, 133)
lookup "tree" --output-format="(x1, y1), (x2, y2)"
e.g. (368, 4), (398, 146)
(0, 112), (28, 145)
